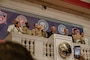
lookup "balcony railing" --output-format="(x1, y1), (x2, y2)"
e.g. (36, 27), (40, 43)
(5, 33), (90, 60)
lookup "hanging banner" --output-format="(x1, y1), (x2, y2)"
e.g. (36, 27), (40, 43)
(63, 0), (90, 9)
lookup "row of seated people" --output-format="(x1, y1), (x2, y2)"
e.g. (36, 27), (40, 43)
(7, 20), (88, 45)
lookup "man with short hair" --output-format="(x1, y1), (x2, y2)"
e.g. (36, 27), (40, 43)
(7, 20), (23, 34)
(22, 22), (31, 35)
(72, 29), (81, 43)
(47, 25), (56, 38)
(81, 32), (88, 45)
(31, 23), (39, 36)
(0, 41), (34, 60)
(64, 28), (69, 36)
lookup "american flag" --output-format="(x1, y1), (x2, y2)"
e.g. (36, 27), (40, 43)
(63, 0), (90, 9)
(81, 0), (90, 3)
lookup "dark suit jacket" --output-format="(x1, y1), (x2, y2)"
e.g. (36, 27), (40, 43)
(47, 31), (54, 38)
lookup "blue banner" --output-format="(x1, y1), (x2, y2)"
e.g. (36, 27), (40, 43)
(0, 8), (83, 39)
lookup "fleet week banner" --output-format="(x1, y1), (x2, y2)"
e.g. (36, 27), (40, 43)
(0, 8), (83, 40)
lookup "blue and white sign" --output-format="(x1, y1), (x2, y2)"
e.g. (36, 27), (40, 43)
(38, 19), (49, 31)
(58, 24), (66, 34)
(0, 8), (83, 40)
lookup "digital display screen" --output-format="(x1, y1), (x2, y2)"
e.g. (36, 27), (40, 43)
(74, 46), (81, 59)
(75, 47), (81, 55)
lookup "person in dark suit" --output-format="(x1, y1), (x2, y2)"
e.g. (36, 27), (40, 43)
(64, 28), (69, 36)
(64, 28), (72, 36)
(47, 25), (56, 38)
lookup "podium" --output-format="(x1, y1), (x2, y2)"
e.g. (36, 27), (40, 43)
(5, 33), (90, 60)
(48, 34), (73, 60)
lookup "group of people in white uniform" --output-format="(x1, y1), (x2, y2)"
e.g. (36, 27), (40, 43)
(7, 19), (88, 45)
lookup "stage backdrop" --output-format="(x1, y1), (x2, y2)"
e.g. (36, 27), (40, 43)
(0, 7), (83, 40)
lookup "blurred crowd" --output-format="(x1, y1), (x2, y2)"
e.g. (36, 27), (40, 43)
(7, 20), (88, 45)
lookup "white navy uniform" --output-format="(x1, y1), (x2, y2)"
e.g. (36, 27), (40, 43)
(7, 24), (22, 34)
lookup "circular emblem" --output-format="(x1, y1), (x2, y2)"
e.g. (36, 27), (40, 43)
(58, 24), (66, 34)
(38, 19), (49, 31)
(16, 15), (27, 26)
(0, 10), (7, 24)
(58, 42), (72, 59)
